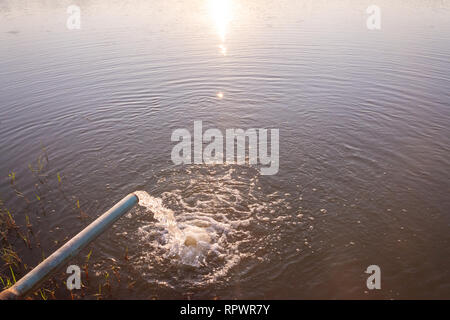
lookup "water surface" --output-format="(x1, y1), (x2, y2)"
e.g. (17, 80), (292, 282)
(0, 0), (449, 299)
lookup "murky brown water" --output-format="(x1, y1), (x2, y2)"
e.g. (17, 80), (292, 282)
(0, 0), (449, 299)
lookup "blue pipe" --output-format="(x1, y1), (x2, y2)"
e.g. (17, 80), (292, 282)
(0, 193), (139, 300)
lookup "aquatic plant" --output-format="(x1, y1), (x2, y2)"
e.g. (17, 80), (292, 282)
(0, 148), (133, 299)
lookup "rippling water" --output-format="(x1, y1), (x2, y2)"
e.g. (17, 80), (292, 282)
(0, 0), (449, 299)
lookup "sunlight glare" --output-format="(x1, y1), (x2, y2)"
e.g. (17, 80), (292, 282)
(209, 0), (233, 43)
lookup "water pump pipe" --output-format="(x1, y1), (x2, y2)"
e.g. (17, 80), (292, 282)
(0, 193), (139, 300)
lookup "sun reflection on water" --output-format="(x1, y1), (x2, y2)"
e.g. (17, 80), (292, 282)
(208, 0), (233, 55)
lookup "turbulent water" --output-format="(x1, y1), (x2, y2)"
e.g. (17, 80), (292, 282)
(0, 0), (449, 299)
(130, 164), (297, 290)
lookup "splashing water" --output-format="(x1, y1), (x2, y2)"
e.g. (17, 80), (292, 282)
(122, 166), (298, 289)
(134, 190), (216, 267)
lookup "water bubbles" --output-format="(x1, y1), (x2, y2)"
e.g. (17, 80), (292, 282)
(128, 165), (298, 290)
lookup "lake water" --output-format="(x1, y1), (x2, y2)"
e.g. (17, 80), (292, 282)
(0, 0), (449, 299)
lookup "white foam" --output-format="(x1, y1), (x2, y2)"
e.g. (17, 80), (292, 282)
(134, 190), (231, 268)
(129, 167), (293, 287)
